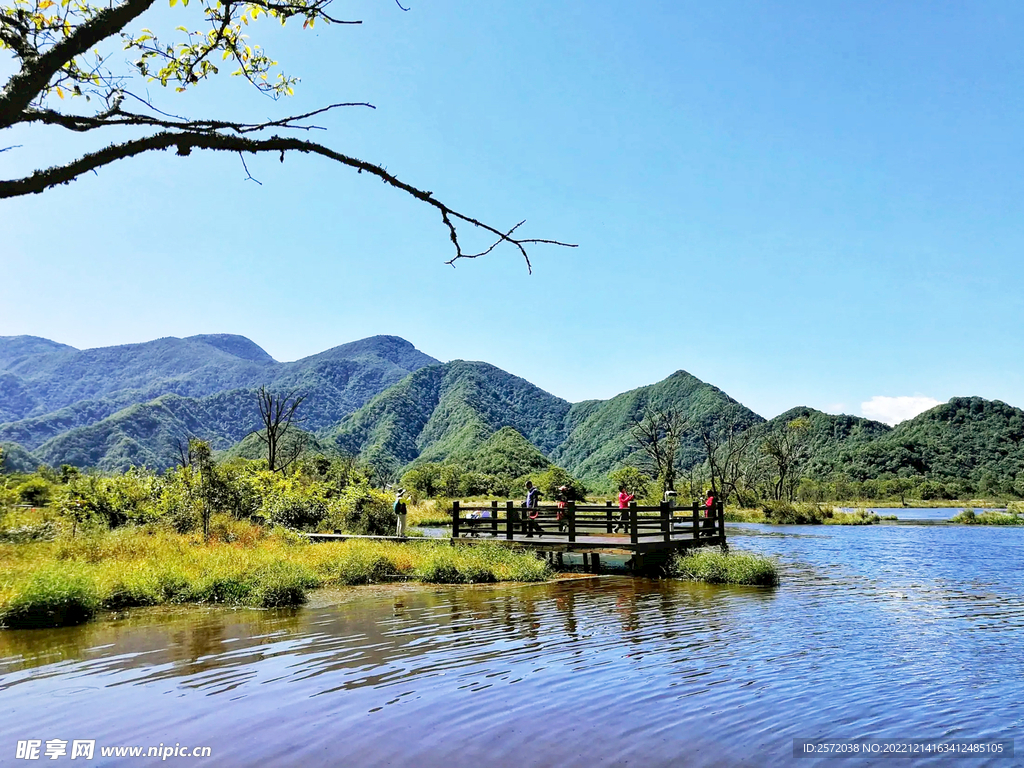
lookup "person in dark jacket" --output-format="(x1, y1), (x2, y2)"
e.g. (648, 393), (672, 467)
(524, 481), (544, 537)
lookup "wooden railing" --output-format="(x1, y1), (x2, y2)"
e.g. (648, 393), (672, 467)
(451, 499), (725, 545)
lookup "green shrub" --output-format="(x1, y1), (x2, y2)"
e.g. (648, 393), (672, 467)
(184, 573), (250, 604)
(761, 500), (828, 524)
(951, 508), (977, 524)
(154, 569), (191, 602)
(825, 509), (881, 525)
(951, 508), (1023, 526)
(0, 520), (58, 543)
(1, 567), (99, 628)
(15, 477), (53, 506)
(415, 550), (464, 584)
(99, 575), (161, 610)
(263, 482), (328, 530)
(329, 484), (394, 535)
(246, 562), (319, 608)
(669, 547), (779, 586)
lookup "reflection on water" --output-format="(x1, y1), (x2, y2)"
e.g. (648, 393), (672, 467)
(1, 525), (1023, 767)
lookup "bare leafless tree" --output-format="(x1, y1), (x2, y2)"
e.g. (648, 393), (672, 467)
(761, 417), (811, 500)
(698, 418), (759, 506)
(253, 386), (307, 472)
(629, 404), (687, 496)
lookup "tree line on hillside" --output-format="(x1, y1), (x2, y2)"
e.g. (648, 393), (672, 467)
(5, 387), (1024, 545)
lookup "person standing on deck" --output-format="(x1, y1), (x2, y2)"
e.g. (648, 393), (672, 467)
(703, 489), (716, 529)
(556, 485), (574, 532)
(524, 481), (544, 537)
(614, 486), (635, 533)
(394, 489), (408, 538)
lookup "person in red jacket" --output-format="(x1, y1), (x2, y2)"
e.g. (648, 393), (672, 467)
(614, 486), (635, 533)
(703, 490), (716, 528)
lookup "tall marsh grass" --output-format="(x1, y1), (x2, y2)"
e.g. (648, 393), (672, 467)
(669, 547), (779, 586)
(0, 518), (550, 628)
(951, 509), (1024, 526)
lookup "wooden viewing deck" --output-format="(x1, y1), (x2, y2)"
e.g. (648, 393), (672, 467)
(452, 499), (727, 572)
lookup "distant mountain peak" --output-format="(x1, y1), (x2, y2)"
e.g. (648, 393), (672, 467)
(299, 335), (439, 369)
(185, 334), (275, 363)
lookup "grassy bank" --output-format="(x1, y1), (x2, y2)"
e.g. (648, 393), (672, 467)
(669, 547), (779, 586)
(724, 504), (894, 525)
(950, 509), (1024, 525)
(0, 520), (550, 629)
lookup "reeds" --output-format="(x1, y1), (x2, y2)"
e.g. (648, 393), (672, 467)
(0, 520), (550, 628)
(668, 547), (779, 586)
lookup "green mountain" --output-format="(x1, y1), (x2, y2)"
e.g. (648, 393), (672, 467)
(837, 397), (1024, 483)
(463, 427), (552, 477)
(551, 371), (764, 481)
(0, 442), (38, 473)
(329, 361), (572, 478)
(330, 365), (763, 484)
(219, 429), (332, 464)
(6, 332), (1024, 493)
(743, 406), (892, 479)
(0, 334), (438, 470)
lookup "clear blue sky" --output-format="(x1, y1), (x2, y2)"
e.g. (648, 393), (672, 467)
(2, 0), (1022, 424)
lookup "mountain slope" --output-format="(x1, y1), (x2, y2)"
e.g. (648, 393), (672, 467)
(0, 334), (439, 467)
(743, 406), (892, 479)
(551, 370), (765, 482)
(329, 361), (573, 478)
(838, 397), (1024, 482)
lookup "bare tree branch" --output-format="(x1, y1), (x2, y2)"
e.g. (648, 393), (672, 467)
(0, 131), (577, 271)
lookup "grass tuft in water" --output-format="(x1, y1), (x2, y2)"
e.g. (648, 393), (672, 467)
(951, 509), (1024, 526)
(0, 566), (100, 628)
(669, 547), (779, 586)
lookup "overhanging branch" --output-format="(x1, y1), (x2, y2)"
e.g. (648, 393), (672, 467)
(0, 131), (575, 270)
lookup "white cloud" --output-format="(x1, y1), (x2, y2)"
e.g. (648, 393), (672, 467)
(861, 395), (941, 426)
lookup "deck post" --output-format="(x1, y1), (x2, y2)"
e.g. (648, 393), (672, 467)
(491, 500), (499, 537)
(567, 500), (576, 543)
(606, 500), (613, 534)
(692, 500), (700, 543)
(660, 500), (671, 542)
(452, 500), (460, 538)
(505, 500), (514, 541)
(629, 501), (638, 545)
(591, 553), (601, 573)
(717, 499), (725, 544)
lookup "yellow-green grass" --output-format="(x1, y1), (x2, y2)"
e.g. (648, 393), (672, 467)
(406, 499), (454, 527)
(723, 508), (766, 523)
(950, 509), (1024, 526)
(725, 505), (887, 525)
(824, 509), (884, 525)
(0, 519), (549, 629)
(669, 547), (779, 586)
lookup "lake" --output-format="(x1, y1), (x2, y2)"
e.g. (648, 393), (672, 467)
(838, 507), (1008, 521)
(1, 523), (1022, 766)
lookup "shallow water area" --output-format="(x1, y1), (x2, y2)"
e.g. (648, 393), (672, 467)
(1, 524), (1023, 766)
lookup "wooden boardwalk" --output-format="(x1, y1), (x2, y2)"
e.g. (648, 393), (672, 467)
(452, 499), (727, 571)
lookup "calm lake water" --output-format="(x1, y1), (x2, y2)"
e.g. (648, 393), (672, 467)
(1, 524), (1023, 767)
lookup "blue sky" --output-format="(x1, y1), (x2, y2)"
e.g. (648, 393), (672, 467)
(2, 0), (1022, 424)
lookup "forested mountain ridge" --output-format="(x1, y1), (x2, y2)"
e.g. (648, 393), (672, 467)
(838, 397), (1024, 485)
(743, 406), (893, 479)
(551, 370), (764, 481)
(3, 333), (1024, 495)
(328, 361), (573, 478)
(0, 334), (439, 470)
